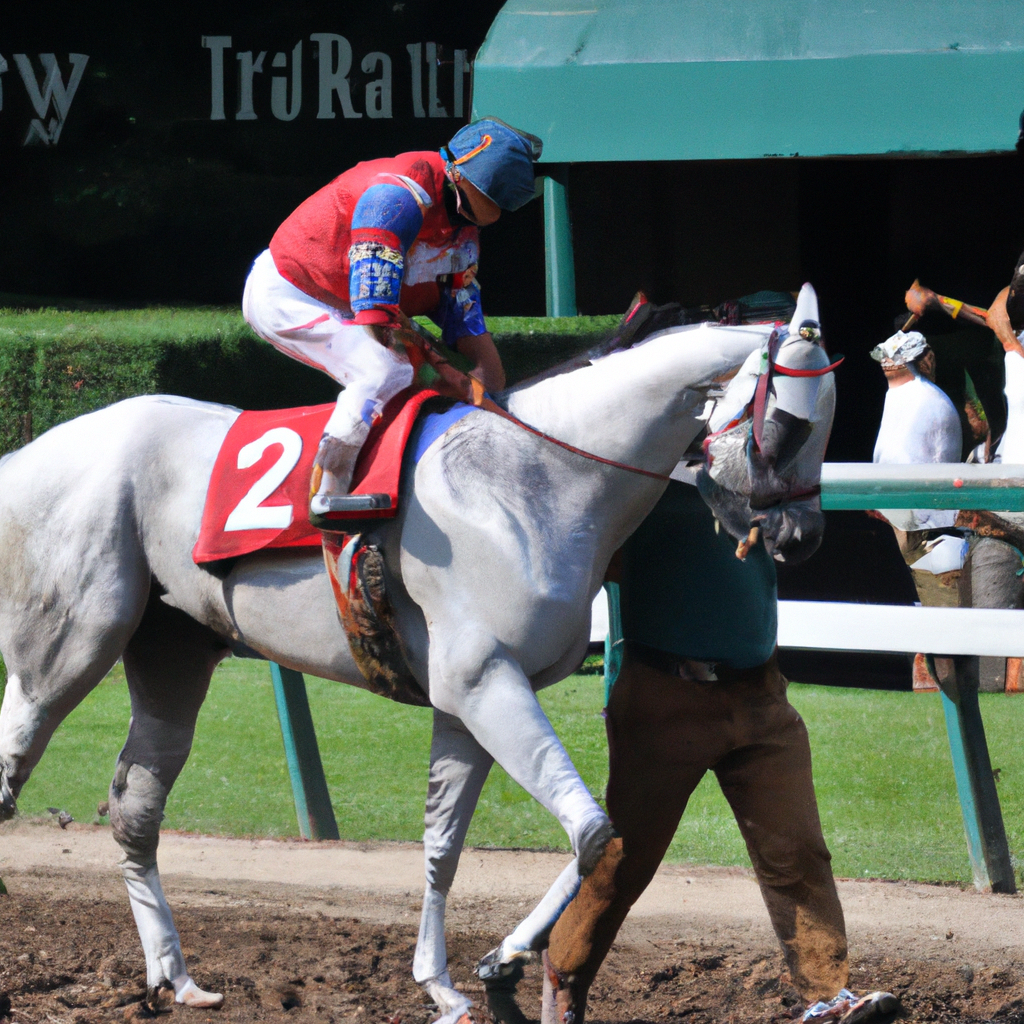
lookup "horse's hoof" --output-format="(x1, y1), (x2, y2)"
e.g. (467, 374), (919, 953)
(175, 977), (225, 1008)
(478, 946), (535, 981)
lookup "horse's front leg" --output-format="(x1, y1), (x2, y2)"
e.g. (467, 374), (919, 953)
(414, 709), (494, 1024)
(427, 631), (614, 879)
(110, 596), (229, 1009)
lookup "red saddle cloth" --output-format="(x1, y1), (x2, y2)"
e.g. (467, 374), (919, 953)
(192, 388), (440, 564)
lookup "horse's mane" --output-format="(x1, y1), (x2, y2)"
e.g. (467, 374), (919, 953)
(503, 297), (722, 397)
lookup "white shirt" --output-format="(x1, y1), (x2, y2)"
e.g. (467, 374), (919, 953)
(873, 372), (962, 532)
(990, 346), (1024, 532)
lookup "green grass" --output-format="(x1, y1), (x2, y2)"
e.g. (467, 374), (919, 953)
(0, 304), (256, 346)
(5, 661), (1024, 886)
(0, 301), (619, 348)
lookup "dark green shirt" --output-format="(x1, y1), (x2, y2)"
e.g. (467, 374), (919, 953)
(619, 479), (777, 668)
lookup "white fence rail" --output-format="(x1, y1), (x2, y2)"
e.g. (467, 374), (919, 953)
(777, 603), (1024, 657)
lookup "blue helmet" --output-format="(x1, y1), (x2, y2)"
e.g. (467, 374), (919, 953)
(443, 118), (543, 212)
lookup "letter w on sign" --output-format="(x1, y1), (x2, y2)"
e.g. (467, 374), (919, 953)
(14, 53), (89, 146)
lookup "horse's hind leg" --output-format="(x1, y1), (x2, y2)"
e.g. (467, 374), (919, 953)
(110, 589), (229, 1009)
(0, 567), (149, 820)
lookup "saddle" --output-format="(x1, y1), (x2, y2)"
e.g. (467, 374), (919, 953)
(192, 388), (459, 563)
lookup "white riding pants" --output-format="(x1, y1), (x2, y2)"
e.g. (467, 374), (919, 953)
(242, 249), (415, 441)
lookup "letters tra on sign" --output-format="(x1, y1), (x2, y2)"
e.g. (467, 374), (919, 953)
(202, 35), (471, 122)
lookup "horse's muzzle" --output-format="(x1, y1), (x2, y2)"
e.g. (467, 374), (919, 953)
(756, 495), (825, 564)
(695, 467), (825, 565)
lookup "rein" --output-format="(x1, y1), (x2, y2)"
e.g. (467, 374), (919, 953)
(403, 322), (840, 484)
(485, 403), (672, 481)
(403, 327), (672, 481)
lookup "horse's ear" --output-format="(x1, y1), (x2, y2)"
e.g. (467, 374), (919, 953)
(788, 283), (820, 339)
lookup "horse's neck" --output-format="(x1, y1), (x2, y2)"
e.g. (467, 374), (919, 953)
(505, 323), (773, 474)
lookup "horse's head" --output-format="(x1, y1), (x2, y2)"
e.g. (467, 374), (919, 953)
(696, 283), (837, 564)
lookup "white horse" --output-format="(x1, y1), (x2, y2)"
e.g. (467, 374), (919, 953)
(0, 285), (835, 1020)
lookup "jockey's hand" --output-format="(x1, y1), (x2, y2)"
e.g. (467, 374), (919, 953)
(395, 310), (419, 333)
(457, 332), (506, 393)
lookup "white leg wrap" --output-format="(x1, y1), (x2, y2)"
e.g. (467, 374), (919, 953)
(121, 860), (188, 989)
(421, 971), (473, 1024)
(414, 886), (449, 983)
(503, 859), (582, 958)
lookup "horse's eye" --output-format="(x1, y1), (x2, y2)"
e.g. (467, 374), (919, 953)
(798, 323), (820, 341)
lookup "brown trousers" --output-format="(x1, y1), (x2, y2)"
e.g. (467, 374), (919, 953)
(547, 646), (848, 1014)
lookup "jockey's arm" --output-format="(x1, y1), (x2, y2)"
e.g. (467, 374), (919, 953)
(429, 272), (507, 393)
(348, 180), (425, 325)
(456, 332), (505, 393)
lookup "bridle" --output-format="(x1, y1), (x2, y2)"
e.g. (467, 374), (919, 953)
(409, 322), (841, 483)
(703, 324), (844, 455)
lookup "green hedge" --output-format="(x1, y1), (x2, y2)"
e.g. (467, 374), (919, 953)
(0, 301), (620, 456)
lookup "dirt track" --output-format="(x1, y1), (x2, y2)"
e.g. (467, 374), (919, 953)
(1, 817), (1023, 1023)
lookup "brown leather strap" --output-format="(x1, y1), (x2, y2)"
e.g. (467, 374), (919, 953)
(405, 327), (672, 482)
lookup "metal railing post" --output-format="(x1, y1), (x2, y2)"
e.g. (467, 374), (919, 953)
(817, 462), (1020, 892)
(933, 655), (1016, 892)
(603, 581), (623, 704)
(270, 662), (340, 841)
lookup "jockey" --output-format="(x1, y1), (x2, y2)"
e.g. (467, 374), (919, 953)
(242, 118), (543, 519)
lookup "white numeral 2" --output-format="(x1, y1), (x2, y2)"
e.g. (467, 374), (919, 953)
(224, 427), (303, 532)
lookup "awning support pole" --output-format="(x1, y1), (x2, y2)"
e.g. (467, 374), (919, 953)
(543, 167), (577, 317)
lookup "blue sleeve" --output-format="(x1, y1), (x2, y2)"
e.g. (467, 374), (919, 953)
(429, 282), (488, 349)
(349, 183), (424, 312)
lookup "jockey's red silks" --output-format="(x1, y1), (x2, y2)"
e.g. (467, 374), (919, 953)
(269, 151), (478, 316)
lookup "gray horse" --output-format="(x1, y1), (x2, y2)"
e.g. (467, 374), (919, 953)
(0, 286), (834, 1020)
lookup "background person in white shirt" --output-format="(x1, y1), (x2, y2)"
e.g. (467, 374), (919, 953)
(871, 329), (966, 691)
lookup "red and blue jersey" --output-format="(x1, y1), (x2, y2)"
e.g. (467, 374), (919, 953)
(269, 151), (486, 347)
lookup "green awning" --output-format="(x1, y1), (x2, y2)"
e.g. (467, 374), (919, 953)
(471, 0), (1024, 162)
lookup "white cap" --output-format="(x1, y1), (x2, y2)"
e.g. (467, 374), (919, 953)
(871, 330), (928, 366)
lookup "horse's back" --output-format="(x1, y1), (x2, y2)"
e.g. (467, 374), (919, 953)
(1, 394), (238, 485)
